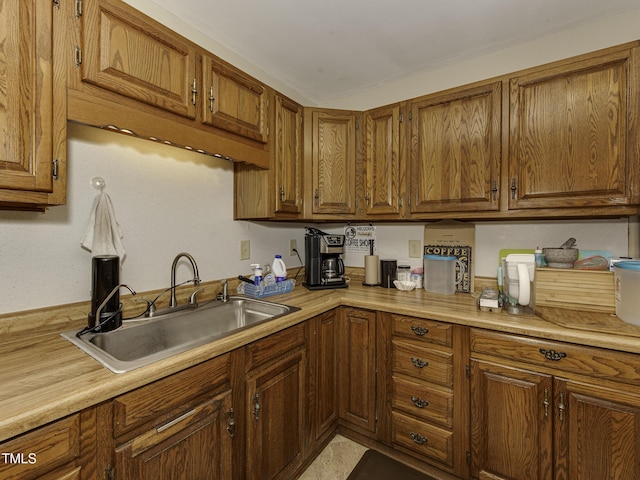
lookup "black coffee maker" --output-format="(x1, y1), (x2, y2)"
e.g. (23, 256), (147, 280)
(304, 228), (348, 290)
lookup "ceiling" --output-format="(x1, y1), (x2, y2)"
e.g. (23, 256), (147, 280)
(149, 0), (640, 105)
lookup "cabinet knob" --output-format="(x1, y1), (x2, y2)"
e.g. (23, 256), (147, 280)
(411, 396), (429, 408)
(411, 357), (429, 369)
(539, 348), (567, 361)
(410, 432), (428, 445)
(410, 325), (429, 336)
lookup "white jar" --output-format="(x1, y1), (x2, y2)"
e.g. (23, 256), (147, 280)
(614, 261), (640, 325)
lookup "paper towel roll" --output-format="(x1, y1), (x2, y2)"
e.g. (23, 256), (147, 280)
(364, 255), (380, 285)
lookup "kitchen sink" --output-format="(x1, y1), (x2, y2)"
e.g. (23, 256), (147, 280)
(61, 296), (299, 373)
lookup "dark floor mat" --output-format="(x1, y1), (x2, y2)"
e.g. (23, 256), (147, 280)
(347, 450), (439, 480)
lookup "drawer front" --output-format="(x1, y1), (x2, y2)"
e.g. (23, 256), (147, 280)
(392, 375), (453, 428)
(471, 329), (640, 386)
(114, 354), (230, 437)
(392, 339), (453, 388)
(392, 411), (453, 467)
(0, 414), (80, 479)
(245, 323), (305, 371)
(392, 315), (453, 347)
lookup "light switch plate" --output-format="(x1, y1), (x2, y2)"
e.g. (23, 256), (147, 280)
(240, 240), (251, 260)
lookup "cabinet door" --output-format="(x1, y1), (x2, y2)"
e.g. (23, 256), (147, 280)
(364, 103), (404, 217)
(202, 56), (267, 143)
(470, 359), (553, 480)
(338, 308), (377, 435)
(509, 46), (640, 209)
(312, 310), (340, 441)
(273, 93), (303, 215)
(308, 109), (359, 215)
(554, 378), (640, 480)
(409, 82), (501, 214)
(81, 0), (198, 119)
(246, 350), (306, 480)
(115, 390), (233, 480)
(0, 0), (56, 199)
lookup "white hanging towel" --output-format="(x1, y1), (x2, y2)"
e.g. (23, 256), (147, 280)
(81, 191), (125, 261)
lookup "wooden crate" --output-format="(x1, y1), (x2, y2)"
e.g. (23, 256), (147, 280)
(535, 268), (615, 313)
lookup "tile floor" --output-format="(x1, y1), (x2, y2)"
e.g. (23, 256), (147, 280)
(297, 435), (368, 480)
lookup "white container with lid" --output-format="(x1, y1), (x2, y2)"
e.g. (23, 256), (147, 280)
(614, 260), (640, 325)
(424, 254), (465, 295)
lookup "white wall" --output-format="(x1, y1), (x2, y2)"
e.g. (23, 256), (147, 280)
(319, 220), (629, 280)
(0, 124), (307, 315)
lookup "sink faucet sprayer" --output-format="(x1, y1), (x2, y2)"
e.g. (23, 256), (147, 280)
(170, 252), (201, 308)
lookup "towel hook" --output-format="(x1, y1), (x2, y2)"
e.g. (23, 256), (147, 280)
(90, 177), (106, 191)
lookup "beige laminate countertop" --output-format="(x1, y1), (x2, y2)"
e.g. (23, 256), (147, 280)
(2, 280), (640, 443)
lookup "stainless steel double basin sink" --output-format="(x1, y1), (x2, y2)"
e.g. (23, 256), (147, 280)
(61, 296), (299, 373)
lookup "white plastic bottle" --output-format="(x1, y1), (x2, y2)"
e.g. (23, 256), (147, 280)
(272, 255), (287, 282)
(251, 264), (263, 286)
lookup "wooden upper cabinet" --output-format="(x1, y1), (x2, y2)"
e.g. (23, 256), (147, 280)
(0, 0), (65, 208)
(81, 0), (198, 119)
(202, 56), (268, 143)
(409, 81), (502, 214)
(364, 103), (405, 217)
(273, 93), (304, 215)
(306, 108), (359, 216)
(509, 45), (640, 209)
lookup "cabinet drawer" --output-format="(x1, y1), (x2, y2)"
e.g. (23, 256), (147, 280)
(392, 375), (453, 428)
(392, 411), (453, 467)
(471, 329), (640, 386)
(0, 414), (80, 479)
(245, 323), (305, 371)
(113, 354), (230, 437)
(392, 339), (453, 388)
(392, 315), (453, 347)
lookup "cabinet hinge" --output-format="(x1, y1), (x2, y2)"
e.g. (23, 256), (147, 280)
(465, 364), (470, 378)
(408, 111), (412, 121)
(52, 159), (59, 180)
(105, 464), (115, 480)
(74, 46), (82, 67)
(75, 0), (82, 17)
(466, 450), (471, 465)
(399, 112), (403, 123)
(52, 0), (60, 10)
(355, 119), (360, 130)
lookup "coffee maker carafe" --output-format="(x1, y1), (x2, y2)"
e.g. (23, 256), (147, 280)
(304, 228), (348, 290)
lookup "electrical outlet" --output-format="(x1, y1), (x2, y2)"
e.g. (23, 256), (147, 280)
(240, 240), (251, 260)
(409, 240), (422, 258)
(289, 239), (297, 256)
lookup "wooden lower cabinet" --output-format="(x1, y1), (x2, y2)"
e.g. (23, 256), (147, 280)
(310, 309), (340, 443)
(0, 410), (96, 480)
(245, 324), (307, 480)
(114, 391), (233, 479)
(338, 308), (378, 436)
(386, 314), (469, 478)
(470, 328), (640, 480)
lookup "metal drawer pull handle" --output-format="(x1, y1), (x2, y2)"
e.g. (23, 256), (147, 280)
(411, 357), (429, 368)
(410, 432), (428, 445)
(539, 348), (567, 361)
(411, 325), (429, 336)
(411, 396), (429, 408)
(156, 408), (196, 433)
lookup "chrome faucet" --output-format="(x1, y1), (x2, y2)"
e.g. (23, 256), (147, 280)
(170, 252), (201, 308)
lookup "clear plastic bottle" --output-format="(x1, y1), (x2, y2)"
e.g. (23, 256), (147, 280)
(251, 264), (263, 286)
(272, 255), (287, 282)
